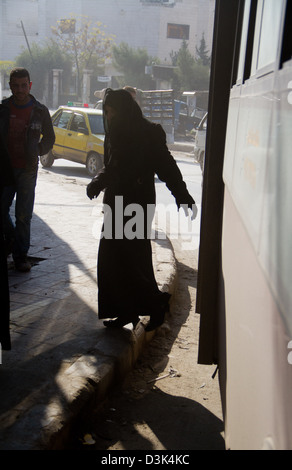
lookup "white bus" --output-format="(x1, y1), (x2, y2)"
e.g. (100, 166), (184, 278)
(197, 0), (292, 450)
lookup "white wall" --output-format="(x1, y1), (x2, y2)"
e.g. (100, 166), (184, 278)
(0, 0), (214, 64)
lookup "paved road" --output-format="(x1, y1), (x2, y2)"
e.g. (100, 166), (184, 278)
(45, 151), (203, 251)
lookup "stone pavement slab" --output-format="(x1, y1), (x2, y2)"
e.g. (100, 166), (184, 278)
(0, 168), (177, 450)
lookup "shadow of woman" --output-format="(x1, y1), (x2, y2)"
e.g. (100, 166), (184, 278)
(90, 388), (224, 450)
(66, 256), (224, 450)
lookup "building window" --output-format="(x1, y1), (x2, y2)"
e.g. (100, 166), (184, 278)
(140, 0), (176, 4)
(141, 0), (164, 3)
(167, 23), (190, 40)
(59, 19), (76, 34)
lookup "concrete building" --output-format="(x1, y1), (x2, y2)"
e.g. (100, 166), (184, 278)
(0, 0), (214, 62)
(0, 0), (215, 102)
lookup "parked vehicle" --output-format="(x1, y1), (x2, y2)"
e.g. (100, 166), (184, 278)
(40, 106), (105, 176)
(194, 112), (207, 171)
(174, 100), (206, 135)
(94, 100), (103, 110)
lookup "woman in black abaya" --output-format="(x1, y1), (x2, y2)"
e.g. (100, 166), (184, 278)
(87, 89), (196, 331)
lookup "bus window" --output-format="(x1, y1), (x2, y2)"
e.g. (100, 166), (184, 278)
(236, 0), (252, 84)
(251, 0), (286, 75)
(236, 0), (258, 85)
(280, 0), (292, 67)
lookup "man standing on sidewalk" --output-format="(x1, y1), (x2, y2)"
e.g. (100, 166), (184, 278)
(0, 68), (55, 272)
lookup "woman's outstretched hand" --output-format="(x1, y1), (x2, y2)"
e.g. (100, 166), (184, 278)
(87, 179), (102, 200)
(176, 194), (198, 220)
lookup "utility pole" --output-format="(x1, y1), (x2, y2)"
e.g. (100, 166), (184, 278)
(20, 21), (33, 62)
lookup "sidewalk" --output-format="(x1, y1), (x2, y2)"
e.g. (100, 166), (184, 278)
(168, 140), (194, 155)
(0, 168), (177, 450)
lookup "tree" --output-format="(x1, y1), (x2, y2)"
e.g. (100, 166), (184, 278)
(0, 61), (15, 97)
(15, 42), (72, 101)
(0, 61), (15, 75)
(112, 42), (156, 89)
(51, 16), (115, 98)
(172, 40), (210, 92)
(196, 33), (211, 67)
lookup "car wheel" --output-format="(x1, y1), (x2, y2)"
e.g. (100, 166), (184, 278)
(86, 152), (103, 177)
(40, 151), (54, 168)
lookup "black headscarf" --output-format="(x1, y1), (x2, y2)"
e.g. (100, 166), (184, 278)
(103, 88), (143, 144)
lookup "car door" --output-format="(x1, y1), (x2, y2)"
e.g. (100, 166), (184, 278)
(63, 113), (89, 164)
(197, 114), (207, 150)
(52, 110), (73, 157)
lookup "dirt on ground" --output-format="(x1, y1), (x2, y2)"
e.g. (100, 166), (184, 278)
(67, 240), (225, 451)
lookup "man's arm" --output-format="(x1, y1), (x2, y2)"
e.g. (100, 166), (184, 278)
(39, 106), (55, 156)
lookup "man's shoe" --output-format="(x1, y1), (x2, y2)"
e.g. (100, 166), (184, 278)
(14, 256), (31, 273)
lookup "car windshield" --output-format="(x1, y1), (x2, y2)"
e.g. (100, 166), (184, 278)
(88, 114), (104, 135)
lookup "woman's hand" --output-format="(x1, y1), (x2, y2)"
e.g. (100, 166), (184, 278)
(176, 194), (198, 220)
(87, 179), (102, 200)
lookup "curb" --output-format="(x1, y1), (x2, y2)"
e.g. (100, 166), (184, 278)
(8, 234), (177, 450)
(168, 141), (194, 154)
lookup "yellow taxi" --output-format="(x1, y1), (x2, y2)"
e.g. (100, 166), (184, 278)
(40, 106), (105, 176)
